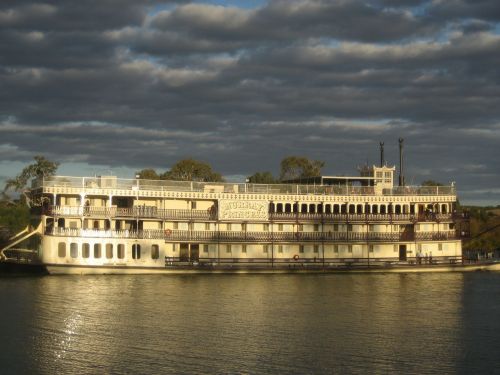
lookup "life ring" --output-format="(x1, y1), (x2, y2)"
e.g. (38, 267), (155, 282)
(293, 254), (299, 261)
(164, 229), (172, 237)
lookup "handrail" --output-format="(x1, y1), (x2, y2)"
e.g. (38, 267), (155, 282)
(46, 227), (461, 242)
(46, 206), (216, 220)
(46, 205), (458, 223)
(0, 222), (43, 261)
(33, 176), (457, 197)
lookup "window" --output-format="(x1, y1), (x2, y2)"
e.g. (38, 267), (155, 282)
(70, 243), (78, 258)
(438, 244), (443, 251)
(58, 242), (66, 258)
(205, 223), (210, 230)
(203, 244), (209, 253)
(242, 245), (247, 253)
(173, 222), (178, 230)
(132, 244), (141, 259)
(227, 223), (232, 231)
(369, 225), (375, 232)
(117, 244), (125, 259)
(263, 245), (269, 254)
(299, 245), (304, 254)
(333, 245), (339, 253)
(82, 243), (90, 258)
(191, 201), (197, 209)
(106, 244), (113, 259)
(278, 224), (283, 231)
(151, 244), (159, 259)
(313, 245), (319, 253)
(94, 244), (101, 258)
(226, 244), (232, 253)
(313, 224), (319, 232)
(369, 245), (374, 253)
(333, 224), (339, 232)
(298, 224), (303, 232)
(278, 245), (283, 253)
(263, 224), (269, 232)
(241, 223), (247, 231)
(348, 245), (353, 253)
(347, 224), (353, 231)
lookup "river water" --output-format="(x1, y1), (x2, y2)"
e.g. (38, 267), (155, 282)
(1, 272), (500, 374)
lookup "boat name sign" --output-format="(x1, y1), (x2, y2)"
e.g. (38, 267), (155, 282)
(219, 200), (268, 221)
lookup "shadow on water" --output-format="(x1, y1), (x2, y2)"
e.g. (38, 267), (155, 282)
(1, 273), (500, 374)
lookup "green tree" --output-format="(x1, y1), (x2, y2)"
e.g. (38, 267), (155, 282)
(247, 172), (277, 184)
(421, 180), (444, 186)
(162, 159), (224, 182)
(279, 156), (324, 181)
(136, 168), (161, 180)
(0, 201), (30, 235)
(3, 156), (59, 206)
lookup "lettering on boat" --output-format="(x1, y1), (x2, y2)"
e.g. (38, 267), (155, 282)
(219, 200), (268, 221)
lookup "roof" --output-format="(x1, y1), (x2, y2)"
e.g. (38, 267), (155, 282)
(282, 176), (375, 185)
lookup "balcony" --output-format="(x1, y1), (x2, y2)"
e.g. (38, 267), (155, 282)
(269, 212), (454, 222)
(46, 228), (461, 242)
(47, 205), (456, 223)
(46, 206), (216, 220)
(34, 176), (457, 197)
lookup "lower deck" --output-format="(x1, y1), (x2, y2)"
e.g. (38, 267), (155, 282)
(34, 233), (463, 271)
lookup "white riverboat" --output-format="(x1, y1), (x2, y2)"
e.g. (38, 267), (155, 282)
(1, 160), (477, 274)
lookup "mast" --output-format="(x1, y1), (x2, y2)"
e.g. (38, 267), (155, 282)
(379, 141), (385, 167)
(398, 138), (405, 187)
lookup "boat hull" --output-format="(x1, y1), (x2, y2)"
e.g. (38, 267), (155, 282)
(42, 262), (500, 275)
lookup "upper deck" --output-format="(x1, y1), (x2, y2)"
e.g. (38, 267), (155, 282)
(32, 176), (457, 199)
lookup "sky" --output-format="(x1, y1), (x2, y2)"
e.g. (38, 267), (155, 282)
(1, 0), (499, 205)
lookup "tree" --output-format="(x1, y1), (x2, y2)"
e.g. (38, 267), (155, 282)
(162, 159), (224, 182)
(3, 156), (59, 206)
(421, 180), (444, 186)
(279, 156), (325, 181)
(0, 201), (30, 236)
(247, 172), (277, 184)
(136, 168), (161, 180)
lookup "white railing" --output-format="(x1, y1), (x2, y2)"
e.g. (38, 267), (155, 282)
(33, 176), (457, 197)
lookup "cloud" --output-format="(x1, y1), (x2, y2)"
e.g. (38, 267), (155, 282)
(0, 0), (499, 204)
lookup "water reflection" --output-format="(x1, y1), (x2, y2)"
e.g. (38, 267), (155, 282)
(0, 273), (496, 374)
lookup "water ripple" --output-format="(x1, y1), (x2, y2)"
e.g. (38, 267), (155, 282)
(1, 273), (500, 374)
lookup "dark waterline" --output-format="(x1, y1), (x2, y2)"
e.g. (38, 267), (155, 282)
(1, 273), (500, 374)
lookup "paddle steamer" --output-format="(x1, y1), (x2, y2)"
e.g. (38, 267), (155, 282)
(1, 151), (472, 274)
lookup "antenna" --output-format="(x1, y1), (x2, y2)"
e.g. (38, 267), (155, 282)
(398, 138), (405, 187)
(379, 141), (385, 167)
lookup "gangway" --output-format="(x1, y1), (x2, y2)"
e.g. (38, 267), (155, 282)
(0, 222), (42, 261)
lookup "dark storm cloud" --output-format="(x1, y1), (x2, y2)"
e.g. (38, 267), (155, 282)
(429, 0), (500, 22)
(0, 1), (186, 31)
(149, 0), (436, 44)
(0, 0), (500, 204)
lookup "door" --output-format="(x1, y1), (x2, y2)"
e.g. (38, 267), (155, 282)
(399, 244), (407, 261)
(400, 224), (415, 241)
(179, 243), (189, 262)
(190, 244), (200, 262)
